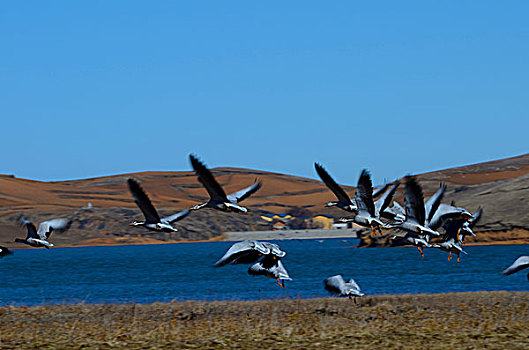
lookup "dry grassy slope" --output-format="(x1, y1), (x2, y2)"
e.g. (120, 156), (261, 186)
(1, 153), (529, 246)
(1, 292), (528, 349)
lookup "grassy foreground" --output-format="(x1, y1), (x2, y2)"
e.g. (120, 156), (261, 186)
(1, 292), (529, 349)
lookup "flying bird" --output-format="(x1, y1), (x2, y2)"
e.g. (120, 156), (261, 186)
(189, 155), (261, 213)
(502, 256), (529, 281)
(348, 169), (386, 234)
(388, 176), (441, 257)
(214, 240), (272, 266)
(15, 216), (70, 248)
(435, 221), (467, 262)
(0, 246), (13, 258)
(314, 163), (357, 212)
(324, 274), (365, 303)
(248, 257), (292, 289)
(428, 203), (472, 231)
(127, 178), (190, 232)
(215, 240), (290, 288)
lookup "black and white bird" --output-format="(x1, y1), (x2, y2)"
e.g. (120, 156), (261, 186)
(189, 155), (261, 213)
(127, 178), (190, 232)
(324, 274), (365, 303)
(502, 256), (529, 281)
(340, 170), (387, 234)
(428, 203), (472, 231)
(436, 220), (467, 262)
(0, 246), (13, 257)
(314, 163), (357, 212)
(374, 182), (400, 220)
(214, 240), (272, 266)
(457, 207), (482, 243)
(15, 216), (71, 248)
(248, 256), (292, 288)
(215, 240), (290, 288)
(389, 176), (441, 257)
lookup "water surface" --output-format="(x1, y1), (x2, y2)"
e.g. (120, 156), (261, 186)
(1, 239), (528, 306)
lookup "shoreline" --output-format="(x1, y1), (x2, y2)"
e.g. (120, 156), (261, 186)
(1, 290), (528, 308)
(5, 235), (528, 250)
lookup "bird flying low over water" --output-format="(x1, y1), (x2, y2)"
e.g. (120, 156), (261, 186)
(15, 216), (71, 248)
(248, 258), (292, 289)
(0, 246), (13, 257)
(214, 240), (272, 266)
(127, 178), (190, 232)
(324, 274), (365, 303)
(427, 203), (472, 231)
(502, 256), (529, 281)
(389, 176), (441, 257)
(314, 163), (357, 212)
(435, 221), (467, 262)
(215, 240), (290, 288)
(340, 170), (390, 234)
(189, 155), (261, 213)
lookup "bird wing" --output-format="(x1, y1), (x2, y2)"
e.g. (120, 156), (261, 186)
(324, 275), (347, 296)
(248, 260), (291, 280)
(214, 240), (269, 267)
(0, 246), (12, 256)
(355, 169), (376, 217)
(189, 154), (228, 201)
(226, 180), (262, 204)
(429, 204), (467, 230)
(375, 182), (400, 217)
(345, 278), (363, 295)
(502, 256), (529, 275)
(404, 176), (425, 225)
(127, 178), (161, 223)
(469, 207), (483, 228)
(261, 242), (286, 258)
(442, 219), (464, 241)
(37, 218), (71, 240)
(19, 216), (39, 239)
(162, 209), (191, 224)
(425, 184), (446, 224)
(314, 163), (353, 205)
(372, 183), (390, 200)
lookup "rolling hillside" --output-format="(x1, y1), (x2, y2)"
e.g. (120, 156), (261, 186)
(1, 153), (529, 246)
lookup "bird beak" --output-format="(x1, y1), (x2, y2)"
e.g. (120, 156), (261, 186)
(128, 222), (134, 226)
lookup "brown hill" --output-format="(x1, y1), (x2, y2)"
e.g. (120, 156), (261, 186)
(1, 153), (529, 246)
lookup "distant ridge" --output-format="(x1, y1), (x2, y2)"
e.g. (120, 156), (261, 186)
(1, 153), (529, 246)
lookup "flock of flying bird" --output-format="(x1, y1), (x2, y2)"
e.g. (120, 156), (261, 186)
(1, 154), (528, 300)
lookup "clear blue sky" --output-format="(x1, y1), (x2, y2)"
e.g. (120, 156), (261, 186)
(1, 1), (528, 185)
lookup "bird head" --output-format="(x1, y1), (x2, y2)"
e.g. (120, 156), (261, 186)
(128, 221), (141, 226)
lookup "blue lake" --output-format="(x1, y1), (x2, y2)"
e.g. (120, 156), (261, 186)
(1, 239), (528, 306)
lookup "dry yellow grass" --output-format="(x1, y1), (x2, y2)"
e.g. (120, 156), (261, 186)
(1, 292), (529, 349)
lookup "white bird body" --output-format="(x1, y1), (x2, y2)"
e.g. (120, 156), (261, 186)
(502, 256), (529, 280)
(190, 155), (261, 213)
(314, 163), (357, 212)
(215, 240), (290, 288)
(127, 178), (190, 232)
(16, 216), (68, 249)
(324, 275), (364, 302)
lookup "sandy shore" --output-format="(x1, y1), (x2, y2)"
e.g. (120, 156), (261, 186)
(1, 292), (528, 349)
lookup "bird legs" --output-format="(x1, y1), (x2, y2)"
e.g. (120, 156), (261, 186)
(417, 246), (424, 258)
(277, 279), (286, 289)
(370, 225), (382, 236)
(348, 295), (357, 304)
(448, 252), (461, 262)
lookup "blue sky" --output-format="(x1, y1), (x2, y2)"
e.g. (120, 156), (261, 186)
(1, 1), (528, 185)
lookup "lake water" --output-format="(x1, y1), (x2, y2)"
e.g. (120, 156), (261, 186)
(1, 239), (528, 306)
